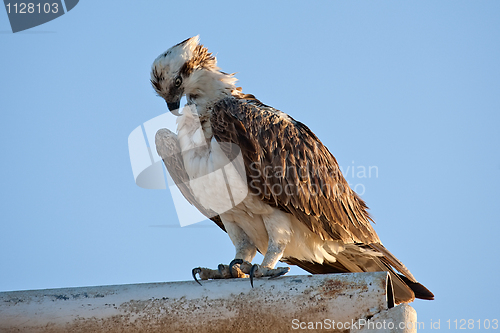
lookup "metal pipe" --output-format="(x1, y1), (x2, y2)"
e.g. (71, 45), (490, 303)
(0, 272), (415, 332)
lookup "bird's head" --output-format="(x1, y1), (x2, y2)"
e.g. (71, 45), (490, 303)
(151, 36), (237, 116)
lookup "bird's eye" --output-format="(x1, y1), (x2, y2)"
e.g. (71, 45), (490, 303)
(174, 76), (182, 87)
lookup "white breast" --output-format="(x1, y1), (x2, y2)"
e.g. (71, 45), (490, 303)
(177, 109), (248, 215)
(176, 107), (347, 265)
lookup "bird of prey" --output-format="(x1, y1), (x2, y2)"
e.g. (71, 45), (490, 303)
(151, 36), (434, 304)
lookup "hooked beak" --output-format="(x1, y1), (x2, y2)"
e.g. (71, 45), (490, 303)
(166, 100), (181, 116)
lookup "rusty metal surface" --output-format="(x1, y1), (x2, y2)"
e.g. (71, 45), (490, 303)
(353, 303), (417, 333)
(0, 272), (393, 333)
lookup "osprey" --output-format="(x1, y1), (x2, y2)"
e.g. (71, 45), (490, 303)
(151, 36), (434, 304)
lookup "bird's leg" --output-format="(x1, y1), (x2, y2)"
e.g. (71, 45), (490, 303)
(192, 220), (257, 284)
(249, 210), (291, 286)
(249, 240), (290, 287)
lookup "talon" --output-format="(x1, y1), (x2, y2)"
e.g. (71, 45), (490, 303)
(249, 264), (259, 288)
(217, 264), (226, 275)
(192, 268), (202, 286)
(229, 259), (243, 278)
(268, 267), (290, 279)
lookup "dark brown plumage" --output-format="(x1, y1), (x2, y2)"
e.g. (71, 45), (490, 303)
(152, 36), (434, 303)
(209, 96), (434, 303)
(212, 97), (379, 244)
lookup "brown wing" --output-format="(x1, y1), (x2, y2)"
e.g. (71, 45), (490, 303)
(155, 129), (225, 231)
(211, 97), (379, 244)
(210, 98), (434, 302)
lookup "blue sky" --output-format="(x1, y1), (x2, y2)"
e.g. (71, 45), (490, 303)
(1, 1), (499, 330)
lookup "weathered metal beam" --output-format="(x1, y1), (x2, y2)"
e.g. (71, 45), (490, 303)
(0, 272), (415, 333)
